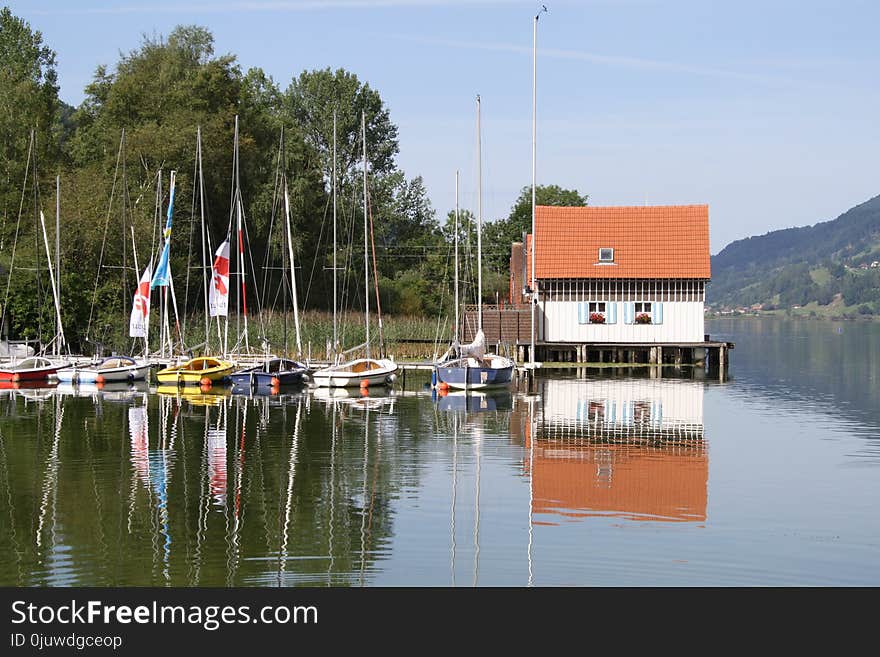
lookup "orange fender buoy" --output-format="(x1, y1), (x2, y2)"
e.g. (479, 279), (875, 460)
(95, 374), (105, 384)
(438, 381), (449, 391)
(200, 377), (213, 387)
(360, 379), (370, 388)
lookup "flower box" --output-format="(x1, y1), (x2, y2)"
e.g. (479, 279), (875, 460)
(635, 312), (652, 324)
(589, 312), (605, 324)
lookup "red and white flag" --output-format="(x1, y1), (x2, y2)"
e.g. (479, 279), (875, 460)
(129, 265), (152, 337)
(209, 239), (230, 317)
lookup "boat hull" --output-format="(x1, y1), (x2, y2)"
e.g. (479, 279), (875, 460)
(435, 356), (514, 390)
(228, 359), (310, 388)
(156, 357), (234, 385)
(58, 361), (150, 383)
(0, 357), (65, 382)
(311, 358), (398, 388)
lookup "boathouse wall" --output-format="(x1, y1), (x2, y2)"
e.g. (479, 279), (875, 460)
(540, 300), (705, 343)
(536, 278), (706, 343)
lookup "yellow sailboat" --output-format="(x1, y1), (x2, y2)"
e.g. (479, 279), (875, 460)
(155, 356), (234, 385)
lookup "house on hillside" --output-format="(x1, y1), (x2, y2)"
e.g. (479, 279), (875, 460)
(497, 204), (726, 365)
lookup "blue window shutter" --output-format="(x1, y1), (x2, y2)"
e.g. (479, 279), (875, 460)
(607, 302), (617, 324)
(654, 302), (664, 324)
(578, 302), (586, 324)
(623, 302), (635, 324)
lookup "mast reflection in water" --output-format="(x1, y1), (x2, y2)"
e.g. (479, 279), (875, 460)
(2, 324), (879, 588)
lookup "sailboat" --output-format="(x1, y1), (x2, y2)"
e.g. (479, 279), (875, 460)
(311, 112), (398, 388)
(59, 130), (151, 384)
(229, 127), (309, 391)
(0, 131), (69, 382)
(435, 95), (515, 390)
(155, 130), (233, 386)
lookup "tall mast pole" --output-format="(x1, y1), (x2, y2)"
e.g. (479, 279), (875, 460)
(476, 95), (483, 334)
(235, 116), (250, 355)
(54, 174), (60, 356)
(530, 7), (546, 366)
(332, 111), (338, 359)
(39, 210), (65, 355)
(362, 111), (370, 360)
(283, 142), (303, 357)
(278, 128), (288, 356)
(158, 170), (164, 360)
(454, 170), (460, 350)
(197, 126), (210, 353)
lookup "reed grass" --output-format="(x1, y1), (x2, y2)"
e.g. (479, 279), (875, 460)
(96, 310), (453, 361)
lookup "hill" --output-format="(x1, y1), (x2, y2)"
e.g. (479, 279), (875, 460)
(708, 194), (880, 317)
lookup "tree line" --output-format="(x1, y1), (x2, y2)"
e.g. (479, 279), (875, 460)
(0, 8), (588, 353)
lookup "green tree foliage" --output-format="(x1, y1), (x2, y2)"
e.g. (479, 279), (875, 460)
(0, 6), (59, 160)
(284, 67), (399, 180)
(48, 25), (329, 351)
(482, 184), (588, 272)
(2, 9), (598, 355)
(0, 7), (63, 346)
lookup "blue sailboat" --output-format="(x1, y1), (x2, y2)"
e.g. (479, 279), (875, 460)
(435, 96), (514, 391)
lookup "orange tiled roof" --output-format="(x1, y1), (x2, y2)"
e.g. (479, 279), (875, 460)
(525, 205), (710, 280)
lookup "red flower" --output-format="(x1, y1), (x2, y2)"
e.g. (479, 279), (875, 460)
(590, 312), (605, 324)
(635, 312), (652, 324)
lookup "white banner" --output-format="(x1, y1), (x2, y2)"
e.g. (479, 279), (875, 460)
(209, 239), (230, 317)
(129, 265), (152, 337)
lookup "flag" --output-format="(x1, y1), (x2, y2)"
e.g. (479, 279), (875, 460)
(209, 239), (230, 317)
(151, 171), (176, 289)
(129, 264), (152, 337)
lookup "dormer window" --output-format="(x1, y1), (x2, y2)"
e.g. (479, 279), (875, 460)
(598, 247), (614, 263)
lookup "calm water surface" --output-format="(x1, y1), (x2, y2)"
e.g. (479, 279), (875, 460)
(0, 317), (878, 586)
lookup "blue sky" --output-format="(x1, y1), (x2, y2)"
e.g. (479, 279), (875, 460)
(8, 0), (880, 253)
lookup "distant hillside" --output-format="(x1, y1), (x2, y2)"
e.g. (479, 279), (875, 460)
(708, 194), (880, 316)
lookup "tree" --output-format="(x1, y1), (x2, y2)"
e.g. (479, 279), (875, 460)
(284, 67), (399, 182)
(0, 6), (60, 242)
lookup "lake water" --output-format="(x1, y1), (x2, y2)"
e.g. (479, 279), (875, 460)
(0, 317), (877, 587)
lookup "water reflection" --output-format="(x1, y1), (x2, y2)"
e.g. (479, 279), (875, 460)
(435, 388), (513, 412)
(12, 352), (880, 586)
(527, 376), (707, 524)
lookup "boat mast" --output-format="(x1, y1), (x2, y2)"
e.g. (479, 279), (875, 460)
(157, 170), (165, 360)
(362, 111), (370, 360)
(197, 126), (211, 354)
(54, 174), (60, 357)
(530, 7), (546, 366)
(454, 170), (460, 352)
(332, 111), (338, 360)
(39, 210), (65, 356)
(476, 95), (483, 334)
(282, 133), (303, 357)
(234, 116), (250, 356)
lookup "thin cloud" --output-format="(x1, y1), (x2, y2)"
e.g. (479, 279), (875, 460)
(31, 0), (530, 15)
(388, 33), (819, 89)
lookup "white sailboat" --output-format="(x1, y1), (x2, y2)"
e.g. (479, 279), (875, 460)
(435, 95), (514, 390)
(0, 130), (69, 382)
(312, 112), (398, 388)
(62, 130), (152, 383)
(229, 126), (309, 390)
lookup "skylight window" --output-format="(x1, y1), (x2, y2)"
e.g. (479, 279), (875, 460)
(598, 248), (614, 262)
